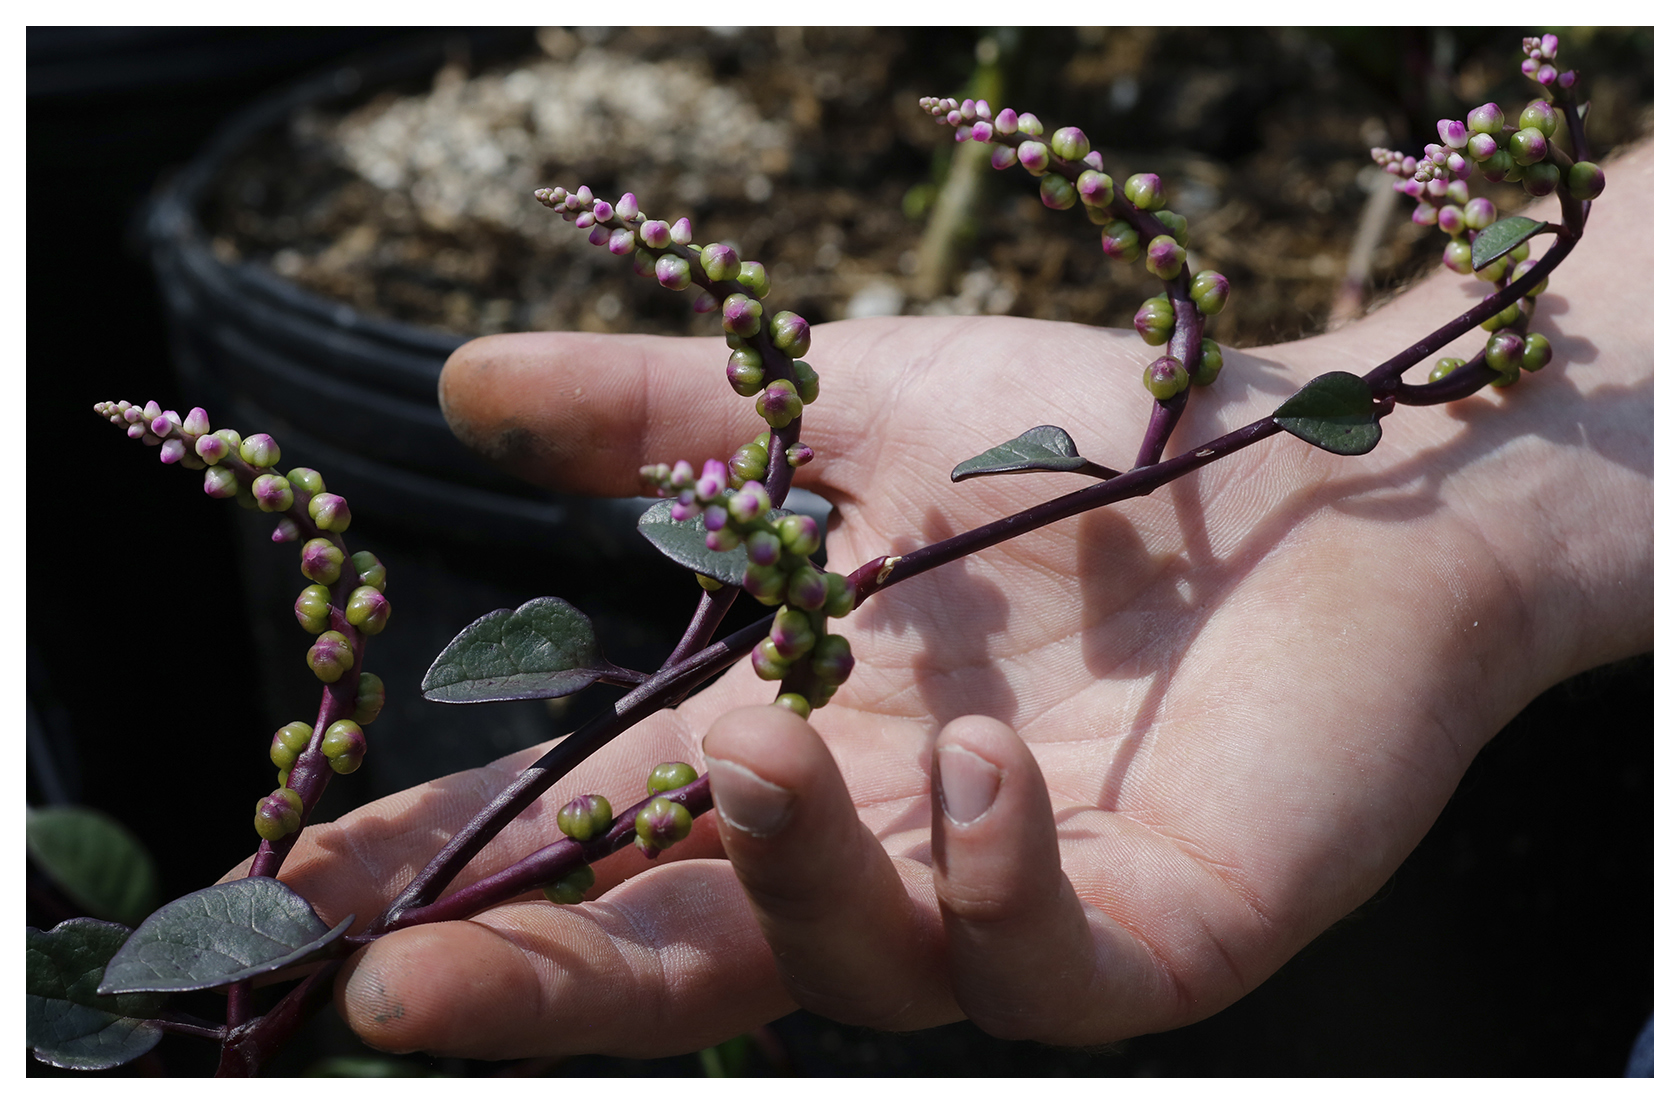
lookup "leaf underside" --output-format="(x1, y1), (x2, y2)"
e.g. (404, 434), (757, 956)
(637, 496), (794, 584)
(951, 425), (1088, 482)
(1273, 371), (1383, 456)
(28, 918), (165, 1069)
(1471, 215), (1545, 271)
(98, 877), (353, 995)
(423, 595), (633, 703)
(27, 805), (161, 927)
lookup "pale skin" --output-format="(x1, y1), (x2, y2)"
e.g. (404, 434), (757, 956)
(249, 141), (1651, 1059)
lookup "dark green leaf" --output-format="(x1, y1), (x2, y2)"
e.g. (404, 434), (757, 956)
(637, 497), (793, 585)
(422, 596), (634, 703)
(28, 918), (165, 1069)
(1273, 371), (1383, 456)
(1471, 215), (1545, 271)
(951, 425), (1089, 482)
(27, 806), (161, 927)
(98, 877), (353, 995)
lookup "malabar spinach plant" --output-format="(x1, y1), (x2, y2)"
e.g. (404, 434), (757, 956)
(29, 34), (1606, 1075)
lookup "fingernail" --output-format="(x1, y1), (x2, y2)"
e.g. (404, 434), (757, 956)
(937, 745), (1001, 826)
(704, 755), (794, 837)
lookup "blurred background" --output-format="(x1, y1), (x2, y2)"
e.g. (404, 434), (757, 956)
(27, 27), (1652, 1076)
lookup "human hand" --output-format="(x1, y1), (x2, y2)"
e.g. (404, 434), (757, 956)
(263, 142), (1650, 1060)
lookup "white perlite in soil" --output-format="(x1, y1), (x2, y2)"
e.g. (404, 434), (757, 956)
(296, 45), (793, 241)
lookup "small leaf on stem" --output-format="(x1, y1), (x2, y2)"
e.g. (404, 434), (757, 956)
(1471, 215), (1546, 271)
(27, 806), (161, 927)
(97, 878), (353, 995)
(27, 918), (166, 1069)
(423, 596), (638, 704)
(637, 497), (794, 585)
(1273, 372), (1384, 456)
(951, 425), (1104, 482)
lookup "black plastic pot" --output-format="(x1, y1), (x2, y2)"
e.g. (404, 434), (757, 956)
(139, 34), (728, 796)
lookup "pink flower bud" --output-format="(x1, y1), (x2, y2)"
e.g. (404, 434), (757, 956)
(991, 146), (1018, 170)
(272, 518), (301, 542)
(1540, 34), (1558, 59)
(575, 185), (593, 205)
(1536, 64), (1556, 85)
(183, 407), (210, 437)
(1558, 70), (1576, 89)
(575, 212), (596, 229)
(670, 217), (693, 245)
(593, 199), (614, 221)
(615, 193), (638, 220)
(1437, 118), (1468, 148)
(693, 291), (719, 313)
(1017, 140), (1049, 175)
(970, 120), (993, 142)
(953, 124), (972, 142)
(1467, 132), (1499, 161)
(697, 459), (728, 500)
(587, 224), (610, 246)
(975, 99), (991, 119)
(945, 109), (961, 126)
(1521, 57), (1539, 78)
(639, 220), (671, 249)
(1411, 203), (1438, 227)
(159, 438), (186, 464)
(608, 228), (636, 255)
(959, 98), (976, 120)
(995, 107), (1018, 134)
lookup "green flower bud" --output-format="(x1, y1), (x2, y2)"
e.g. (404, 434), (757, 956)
(751, 637), (791, 680)
(556, 793), (614, 841)
(252, 473), (295, 513)
(300, 538), (344, 585)
(1015, 112), (1043, 137)
(1101, 221), (1141, 262)
(1143, 355), (1190, 401)
(1480, 149), (1516, 182)
(647, 761), (699, 795)
(635, 797), (693, 851)
(1521, 333), (1552, 372)
(756, 379), (803, 429)
(1442, 240), (1474, 276)
(254, 787), (304, 841)
(1518, 99), (1559, 138)
(810, 633), (855, 686)
(270, 721), (313, 771)
(1144, 234), (1185, 280)
(350, 551), (386, 592)
(1050, 126), (1091, 161)
(345, 585), (391, 635)
(1511, 259), (1548, 298)
(823, 572), (857, 619)
(1154, 210), (1188, 245)
(727, 348), (766, 396)
(1192, 340), (1223, 387)
(1189, 270), (1229, 316)
(743, 562), (788, 606)
(322, 719), (366, 774)
(353, 671), (385, 726)
(787, 563), (828, 610)
(770, 311), (811, 358)
(542, 865), (596, 905)
(308, 492), (352, 533)
(701, 242), (742, 282)
(770, 606), (817, 659)
(1567, 161), (1605, 201)
(1522, 162), (1560, 198)
(308, 630), (354, 683)
(1076, 169), (1115, 208)
(295, 584), (332, 633)
(1479, 300), (1523, 332)
(1475, 255), (1509, 284)
(1484, 330), (1525, 374)
(695, 573), (723, 592)
(239, 433), (281, 469)
(1428, 357), (1466, 383)
(774, 692), (811, 719)
(776, 514), (821, 558)
(202, 465), (240, 499)
(1508, 242), (1530, 264)
(1508, 127), (1548, 166)
(286, 467), (325, 497)
(736, 261), (770, 298)
(1123, 173), (1164, 210)
(790, 360), (820, 405)
(1039, 174), (1077, 210)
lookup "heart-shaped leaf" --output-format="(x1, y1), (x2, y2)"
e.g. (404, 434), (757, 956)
(422, 596), (636, 703)
(637, 497), (794, 585)
(952, 425), (1092, 482)
(98, 877), (353, 995)
(1273, 372), (1383, 456)
(27, 806), (161, 927)
(1471, 215), (1545, 271)
(28, 918), (165, 1069)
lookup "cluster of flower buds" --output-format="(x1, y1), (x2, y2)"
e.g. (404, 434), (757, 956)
(535, 186), (817, 437)
(94, 401), (391, 842)
(1520, 34), (1576, 88)
(641, 458), (857, 716)
(921, 97), (1232, 402)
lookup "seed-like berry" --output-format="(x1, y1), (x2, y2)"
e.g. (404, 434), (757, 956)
(270, 721), (313, 771)
(1484, 330), (1526, 374)
(1124, 173), (1164, 210)
(322, 720), (366, 774)
(1050, 126), (1091, 161)
(1040, 174), (1076, 210)
(1521, 333), (1553, 372)
(309, 493), (352, 533)
(252, 473), (294, 513)
(756, 379), (803, 429)
(1428, 357), (1467, 383)
(345, 586), (391, 635)
(635, 797), (693, 852)
(295, 584), (332, 633)
(542, 865), (597, 905)
(790, 360), (820, 405)
(240, 433), (281, 469)
(1567, 161), (1605, 201)
(353, 671), (385, 725)
(1192, 341), (1223, 387)
(308, 631), (355, 683)
(1189, 270), (1229, 316)
(1101, 222), (1141, 262)
(1144, 235), (1185, 280)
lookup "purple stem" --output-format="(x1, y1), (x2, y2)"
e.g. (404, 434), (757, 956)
(214, 960), (342, 1078)
(373, 776), (714, 932)
(375, 616), (767, 928)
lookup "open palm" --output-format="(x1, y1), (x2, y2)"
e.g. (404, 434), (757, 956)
(269, 147), (1651, 1060)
